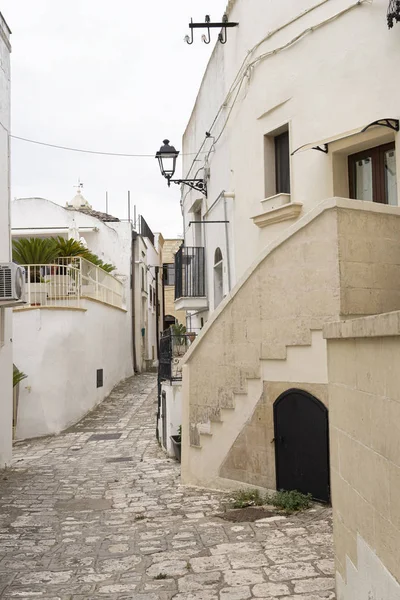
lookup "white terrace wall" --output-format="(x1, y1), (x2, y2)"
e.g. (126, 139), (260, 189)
(324, 312), (400, 599)
(0, 13), (12, 467)
(13, 300), (132, 439)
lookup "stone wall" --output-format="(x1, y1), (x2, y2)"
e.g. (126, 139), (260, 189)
(182, 200), (400, 491)
(338, 208), (400, 317)
(324, 312), (400, 598)
(184, 206), (341, 450)
(220, 382), (328, 490)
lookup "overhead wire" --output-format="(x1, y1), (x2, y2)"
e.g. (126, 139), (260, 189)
(182, 0), (372, 190)
(10, 135), (206, 158)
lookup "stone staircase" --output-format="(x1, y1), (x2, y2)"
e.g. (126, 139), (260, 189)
(187, 330), (327, 490)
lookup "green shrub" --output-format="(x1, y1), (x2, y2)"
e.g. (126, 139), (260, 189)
(266, 490), (312, 513)
(230, 488), (312, 513)
(231, 489), (264, 509)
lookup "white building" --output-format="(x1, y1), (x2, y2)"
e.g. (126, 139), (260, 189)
(11, 194), (163, 438)
(132, 216), (164, 373)
(167, 0), (400, 597)
(0, 13), (12, 468)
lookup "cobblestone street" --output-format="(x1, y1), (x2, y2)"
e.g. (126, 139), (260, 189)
(0, 374), (335, 600)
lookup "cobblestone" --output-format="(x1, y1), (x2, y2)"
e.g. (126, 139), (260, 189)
(0, 374), (335, 599)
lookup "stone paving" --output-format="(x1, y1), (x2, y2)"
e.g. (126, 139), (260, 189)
(0, 374), (335, 600)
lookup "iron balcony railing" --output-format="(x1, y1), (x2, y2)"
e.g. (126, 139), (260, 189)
(175, 246), (205, 300)
(159, 328), (197, 382)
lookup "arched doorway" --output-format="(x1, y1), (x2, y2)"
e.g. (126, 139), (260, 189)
(164, 314), (176, 331)
(214, 247), (223, 309)
(274, 389), (330, 502)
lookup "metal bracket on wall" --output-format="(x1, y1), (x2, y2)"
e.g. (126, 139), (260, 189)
(169, 179), (207, 197)
(185, 14), (239, 45)
(188, 220), (229, 226)
(361, 118), (400, 133)
(312, 144), (329, 154)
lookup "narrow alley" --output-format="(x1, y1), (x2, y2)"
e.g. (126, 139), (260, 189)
(0, 374), (335, 600)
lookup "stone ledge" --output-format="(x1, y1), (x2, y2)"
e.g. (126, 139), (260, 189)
(323, 310), (400, 340)
(252, 202), (303, 228)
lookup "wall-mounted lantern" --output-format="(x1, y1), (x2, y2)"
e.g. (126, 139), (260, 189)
(388, 0), (400, 28)
(184, 14), (238, 45)
(155, 140), (207, 197)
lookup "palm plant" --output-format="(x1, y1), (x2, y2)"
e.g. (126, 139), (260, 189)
(13, 237), (59, 265)
(53, 236), (89, 259)
(13, 365), (27, 388)
(12, 238), (59, 281)
(12, 236), (116, 275)
(85, 253), (116, 273)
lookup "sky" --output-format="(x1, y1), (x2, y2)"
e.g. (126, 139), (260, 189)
(2, 0), (227, 237)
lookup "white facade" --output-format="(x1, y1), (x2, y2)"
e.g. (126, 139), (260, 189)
(132, 223), (163, 373)
(180, 0), (400, 330)
(177, 1), (400, 597)
(0, 14), (12, 467)
(11, 196), (137, 438)
(14, 299), (132, 439)
(159, 382), (182, 457)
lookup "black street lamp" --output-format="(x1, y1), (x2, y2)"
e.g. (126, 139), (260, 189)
(155, 140), (207, 196)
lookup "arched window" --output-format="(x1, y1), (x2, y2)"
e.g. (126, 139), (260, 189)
(214, 247), (223, 308)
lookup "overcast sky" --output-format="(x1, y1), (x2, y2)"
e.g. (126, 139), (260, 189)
(2, 0), (227, 237)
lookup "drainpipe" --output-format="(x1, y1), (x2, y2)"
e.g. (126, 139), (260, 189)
(223, 193), (233, 292)
(131, 231), (138, 373)
(155, 266), (160, 360)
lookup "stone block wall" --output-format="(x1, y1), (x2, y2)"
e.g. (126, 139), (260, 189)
(338, 208), (400, 317)
(325, 312), (400, 598)
(184, 207), (341, 449)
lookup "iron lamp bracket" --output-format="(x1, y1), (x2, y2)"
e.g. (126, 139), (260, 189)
(169, 178), (207, 197)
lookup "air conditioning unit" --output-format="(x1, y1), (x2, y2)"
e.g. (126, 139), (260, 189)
(0, 263), (25, 304)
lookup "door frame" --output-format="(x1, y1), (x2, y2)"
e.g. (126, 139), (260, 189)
(273, 388), (330, 502)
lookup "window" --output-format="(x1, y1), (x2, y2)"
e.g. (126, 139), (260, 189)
(163, 264), (175, 286)
(275, 131), (290, 194)
(264, 126), (291, 199)
(349, 142), (397, 205)
(193, 208), (202, 247)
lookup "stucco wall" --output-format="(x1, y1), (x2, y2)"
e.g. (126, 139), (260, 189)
(181, 0), (400, 317)
(324, 312), (400, 598)
(0, 13), (12, 467)
(160, 382), (182, 458)
(13, 300), (133, 439)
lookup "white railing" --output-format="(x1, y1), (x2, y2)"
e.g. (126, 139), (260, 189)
(20, 257), (125, 310)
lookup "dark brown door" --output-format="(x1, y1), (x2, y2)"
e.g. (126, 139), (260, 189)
(274, 389), (330, 503)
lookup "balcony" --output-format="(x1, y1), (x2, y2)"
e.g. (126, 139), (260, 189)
(174, 246), (208, 311)
(16, 257), (125, 311)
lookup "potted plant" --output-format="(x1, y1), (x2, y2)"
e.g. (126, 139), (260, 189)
(170, 425), (182, 462)
(13, 365), (27, 438)
(171, 323), (187, 357)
